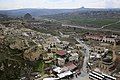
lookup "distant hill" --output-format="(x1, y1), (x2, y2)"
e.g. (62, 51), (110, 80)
(0, 8), (120, 31)
(41, 8), (120, 31)
(0, 14), (13, 21)
(0, 8), (78, 17)
(42, 8), (120, 20)
(0, 8), (120, 18)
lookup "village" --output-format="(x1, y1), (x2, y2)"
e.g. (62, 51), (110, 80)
(0, 0), (120, 79)
(0, 19), (120, 80)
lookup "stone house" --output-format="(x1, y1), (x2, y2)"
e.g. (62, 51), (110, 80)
(69, 53), (79, 62)
(57, 58), (65, 66)
(91, 46), (105, 53)
(102, 36), (116, 43)
(85, 33), (103, 41)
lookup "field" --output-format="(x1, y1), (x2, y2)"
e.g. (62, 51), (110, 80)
(62, 18), (118, 28)
(105, 22), (120, 30)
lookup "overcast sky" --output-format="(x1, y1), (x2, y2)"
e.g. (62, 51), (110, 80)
(0, 0), (120, 10)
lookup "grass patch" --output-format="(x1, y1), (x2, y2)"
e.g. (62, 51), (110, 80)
(34, 60), (45, 75)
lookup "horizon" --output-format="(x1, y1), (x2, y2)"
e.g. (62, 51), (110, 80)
(0, 0), (120, 10)
(1, 7), (120, 11)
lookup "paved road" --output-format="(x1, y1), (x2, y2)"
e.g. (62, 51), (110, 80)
(62, 24), (120, 33)
(73, 38), (91, 80)
(62, 24), (99, 31)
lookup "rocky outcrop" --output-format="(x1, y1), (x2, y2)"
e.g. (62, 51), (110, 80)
(23, 45), (44, 61)
(24, 13), (33, 20)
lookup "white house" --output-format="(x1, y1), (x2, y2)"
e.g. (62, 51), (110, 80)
(69, 53), (79, 61)
(57, 58), (65, 66)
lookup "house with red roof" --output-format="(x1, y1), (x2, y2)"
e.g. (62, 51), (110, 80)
(56, 50), (66, 57)
(65, 62), (77, 71)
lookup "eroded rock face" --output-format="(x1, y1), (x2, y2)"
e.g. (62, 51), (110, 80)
(0, 24), (5, 28)
(8, 22), (24, 28)
(0, 29), (5, 44)
(9, 38), (29, 50)
(23, 45), (44, 61)
(1, 24), (50, 62)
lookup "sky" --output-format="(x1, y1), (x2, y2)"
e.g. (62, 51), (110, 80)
(0, 0), (120, 10)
